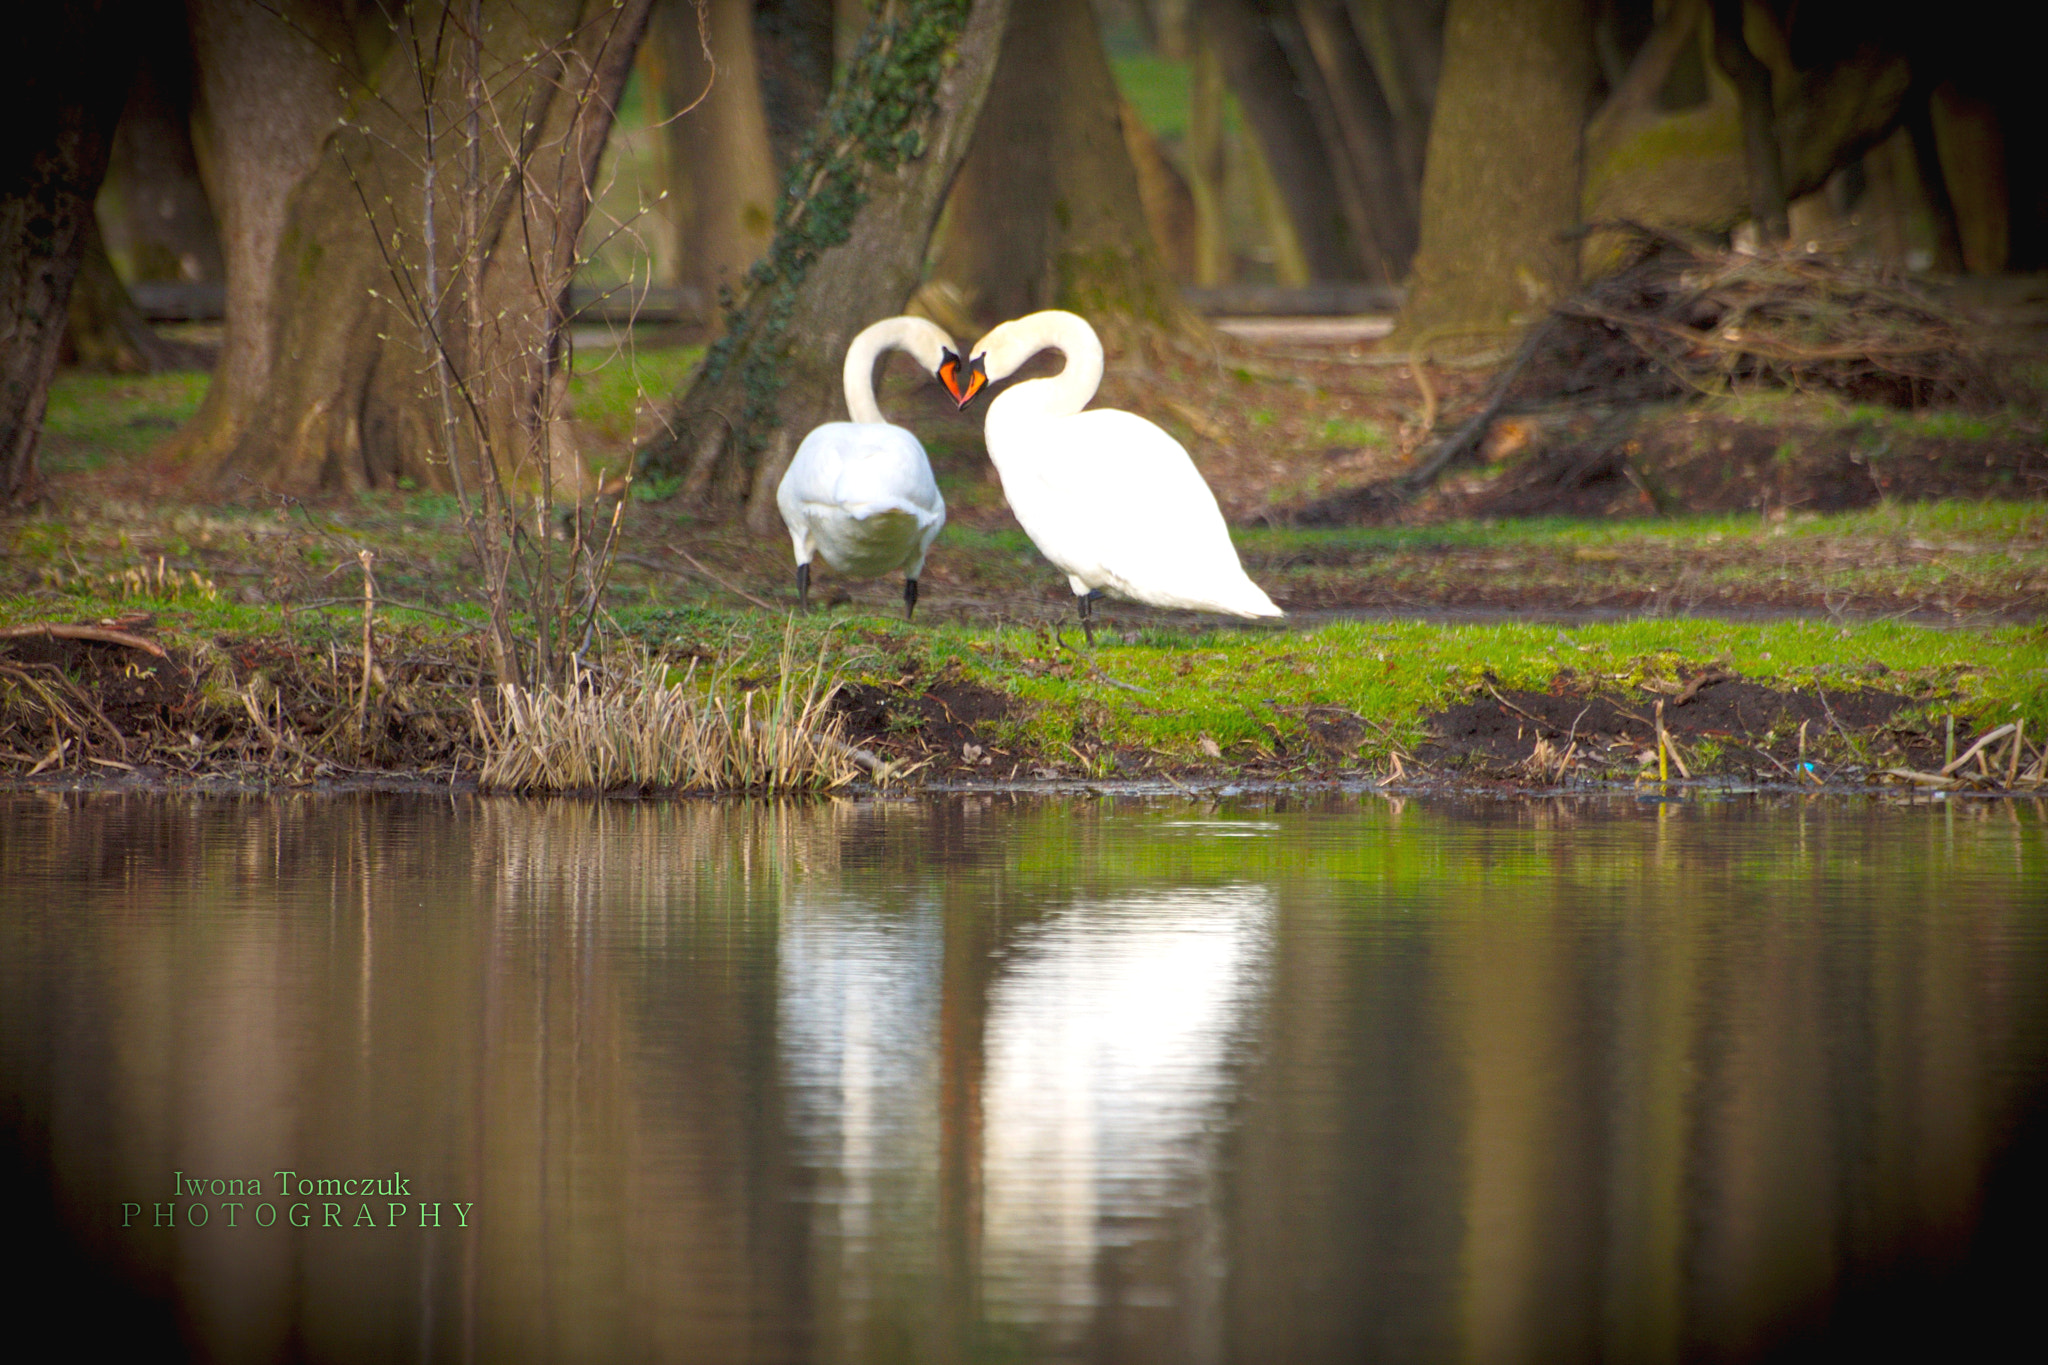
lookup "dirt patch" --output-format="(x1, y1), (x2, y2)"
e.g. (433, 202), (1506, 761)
(2, 619), (487, 780)
(1419, 669), (1946, 781)
(831, 671), (1019, 777)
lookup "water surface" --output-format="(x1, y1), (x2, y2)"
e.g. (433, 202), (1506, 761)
(4, 791), (2044, 1362)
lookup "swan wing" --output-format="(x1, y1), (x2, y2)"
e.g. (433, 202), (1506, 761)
(992, 410), (1280, 617)
(778, 421), (946, 578)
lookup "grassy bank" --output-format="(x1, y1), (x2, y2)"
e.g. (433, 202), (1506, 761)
(7, 359), (2045, 793)
(4, 573), (2044, 791)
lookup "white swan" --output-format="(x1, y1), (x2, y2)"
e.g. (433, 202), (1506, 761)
(952, 310), (1282, 641)
(776, 315), (954, 619)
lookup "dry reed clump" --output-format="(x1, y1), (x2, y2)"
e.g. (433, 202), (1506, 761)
(1547, 226), (2008, 409)
(473, 634), (869, 793)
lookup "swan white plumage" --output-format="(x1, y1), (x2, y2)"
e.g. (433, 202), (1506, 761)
(776, 315), (955, 619)
(952, 309), (1282, 640)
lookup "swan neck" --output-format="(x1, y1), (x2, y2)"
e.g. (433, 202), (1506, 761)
(989, 312), (1103, 421)
(841, 327), (891, 425)
(840, 316), (950, 425)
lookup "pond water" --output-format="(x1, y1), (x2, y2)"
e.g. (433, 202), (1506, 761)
(3, 790), (2045, 1363)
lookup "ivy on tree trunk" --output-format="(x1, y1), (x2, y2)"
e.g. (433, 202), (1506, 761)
(641, 0), (1011, 532)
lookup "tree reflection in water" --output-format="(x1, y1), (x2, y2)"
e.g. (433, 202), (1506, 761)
(2, 791), (2043, 1364)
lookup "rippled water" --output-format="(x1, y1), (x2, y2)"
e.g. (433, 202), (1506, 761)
(3, 791), (2044, 1363)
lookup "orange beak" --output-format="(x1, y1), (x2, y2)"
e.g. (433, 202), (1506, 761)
(938, 349), (988, 409)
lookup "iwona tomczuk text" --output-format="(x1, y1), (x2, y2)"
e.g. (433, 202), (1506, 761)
(122, 1171), (473, 1229)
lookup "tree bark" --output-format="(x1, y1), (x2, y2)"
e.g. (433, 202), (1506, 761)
(202, 0), (652, 495)
(167, 0), (356, 472)
(1581, 4), (1911, 277)
(928, 0), (1198, 337)
(1186, 35), (1231, 285)
(1198, 0), (1355, 281)
(1394, 0), (1595, 347)
(753, 0), (836, 174)
(2, 2), (138, 506)
(1344, 0), (1443, 188)
(1292, 0), (1417, 279)
(658, 0), (778, 306)
(1709, 0), (1786, 241)
(643, 0), (1011, 530)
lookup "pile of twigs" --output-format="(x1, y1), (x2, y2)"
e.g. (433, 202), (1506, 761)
(1550, 226), (2001, 408)
(1883, 720), (2045, 793)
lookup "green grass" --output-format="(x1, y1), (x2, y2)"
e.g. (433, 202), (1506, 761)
(1318, 416), (1389, 447)
(619, 606), (2048, 768)
(1706, 388), (2035, 442)
(1236, 500), (2047, 558)
(568, 344), (704, 445)
(38, 371), (210, 471)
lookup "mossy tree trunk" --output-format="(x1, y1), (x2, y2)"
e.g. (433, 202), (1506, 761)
(641, 0), (1012, 531)
(1393, 0), (1594, 348)
(1, 1), (138, 506)
(753, 0), (838, 171)
(195, 0), (651, 496)
(1579, 0), (1911, 277)
(927, 0), (1200, 339)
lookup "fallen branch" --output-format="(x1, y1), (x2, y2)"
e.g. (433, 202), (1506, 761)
(0, 623), (168, 658)
(1942, 722), (2017, 777)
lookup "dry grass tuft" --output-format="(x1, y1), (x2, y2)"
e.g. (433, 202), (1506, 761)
(475, 629), (868, 793)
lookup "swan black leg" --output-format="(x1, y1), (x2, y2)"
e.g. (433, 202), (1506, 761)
(1076, 589), (1104, 645)
(903, 577), (919, 621)
(796, 562), (810, 611)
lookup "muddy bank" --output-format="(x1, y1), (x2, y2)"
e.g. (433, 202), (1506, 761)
(8, 622), (2037, 794)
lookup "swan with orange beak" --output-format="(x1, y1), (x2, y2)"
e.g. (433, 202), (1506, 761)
(941, 310), (1281, 642)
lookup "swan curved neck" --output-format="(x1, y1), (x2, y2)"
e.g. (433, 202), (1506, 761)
(977, 311), (1103, 422)
(842, 316), (952, 425)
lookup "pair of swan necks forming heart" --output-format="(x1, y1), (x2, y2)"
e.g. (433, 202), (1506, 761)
(779, 310), (1283, 640)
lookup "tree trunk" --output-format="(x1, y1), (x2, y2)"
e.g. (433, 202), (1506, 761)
(1121, 98), (1200, 282)
(64, 215), (214, 374)
(753, 0), (837, 174)
(643, 0), (1011, 531)
(1709, 0), (1787, 242)
(1, 2), (138, 506)
(1394, 0), (1594, 347)
(1344, 0), (1443, 189)
(658, 0), (778, 306)
(201, 0), (651, 495)
(167, 0), (356, 472)
(1581, 2), (1911, 277)
(1186, 35), (1231, 285)
(928, 0), (1198, 337)
(1292, 0), (1417, 279)
(1197, 0), (1357, 281)
(97, 10), (224, 288)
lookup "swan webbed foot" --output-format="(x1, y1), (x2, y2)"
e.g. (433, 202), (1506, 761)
(795, 562), (811, 612)
(903, 578), (919, 621)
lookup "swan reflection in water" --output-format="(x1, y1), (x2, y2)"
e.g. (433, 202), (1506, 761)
(777, 881), (1272, 1350)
